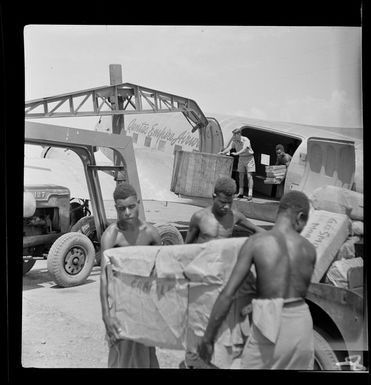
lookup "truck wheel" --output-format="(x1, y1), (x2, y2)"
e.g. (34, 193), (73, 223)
(23, 259), (36, 275)
(47, 232), (95, 287)
(313, 329), (341, 370)
(153, 223), (184, 245)
(70, 216), (101, 266)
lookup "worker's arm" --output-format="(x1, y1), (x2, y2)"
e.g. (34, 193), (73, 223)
(99, 226), (122, 344)
(218, 139), (233, 155)
(284, 154), (292, 167)
(197, 237), (255, 362)
(235, 210), (266, 234)
(185, 212), (201, 244)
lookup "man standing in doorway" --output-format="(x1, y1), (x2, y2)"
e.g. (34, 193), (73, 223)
(219, 128), (255, 201)
(100, 182), (162, 368)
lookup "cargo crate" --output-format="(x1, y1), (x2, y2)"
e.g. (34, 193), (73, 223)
(171, 150), (233, 198)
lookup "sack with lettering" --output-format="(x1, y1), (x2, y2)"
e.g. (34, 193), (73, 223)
(102, 238), (251, 350)
(301, 210), (351, 283)
(103, 245), (190, 349)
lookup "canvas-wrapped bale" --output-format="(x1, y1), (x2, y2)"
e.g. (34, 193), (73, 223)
(183, 237), (254, 351)
(325, 257), (363, 288)
(103, 244), (190, 349)
(310, 185), (363, 221)
(102, 237), (251, 350)
(301, 210), (351, 283)
(336, 236), (361, 260)
(170, 150), (233, 198)
(351, 221), (364, 236)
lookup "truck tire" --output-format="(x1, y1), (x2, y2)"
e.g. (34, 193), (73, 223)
(153, 223), (184, 245)
(313, 329), (341, 370)
(23, 259), (36, 275)
(47, 232), (95, 287)
(70, 215), (101, 265)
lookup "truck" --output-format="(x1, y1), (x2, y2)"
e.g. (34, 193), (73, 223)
(24, 65), (366, 370)
(24, 123), (184, 287)
(23, 184), (91, 275)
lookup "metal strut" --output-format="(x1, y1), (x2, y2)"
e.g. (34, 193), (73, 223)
(25, 83), (209, 132)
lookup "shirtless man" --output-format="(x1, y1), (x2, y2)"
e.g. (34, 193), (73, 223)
(186, 176), (265, 244)
(198, 190), (316, 370)
(185, 176), (265, 368)
(100, 182), (162, 368)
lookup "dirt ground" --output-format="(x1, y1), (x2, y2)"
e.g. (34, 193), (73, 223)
(22, 260), (185, 369)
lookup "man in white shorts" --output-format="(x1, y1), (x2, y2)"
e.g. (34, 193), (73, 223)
(219, 128), (255, 201)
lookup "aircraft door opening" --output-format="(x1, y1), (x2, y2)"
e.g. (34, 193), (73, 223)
(239, 126), (301, 200)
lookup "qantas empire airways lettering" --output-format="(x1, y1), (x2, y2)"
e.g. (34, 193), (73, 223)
(127, 119), (199, 148)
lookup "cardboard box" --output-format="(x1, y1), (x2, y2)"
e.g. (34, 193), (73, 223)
(301, 210), (351, 283)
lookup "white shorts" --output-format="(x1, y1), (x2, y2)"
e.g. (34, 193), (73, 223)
(237, 155), (256, 173)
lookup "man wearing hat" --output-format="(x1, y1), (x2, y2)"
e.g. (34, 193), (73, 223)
(219, 128), (255, 201)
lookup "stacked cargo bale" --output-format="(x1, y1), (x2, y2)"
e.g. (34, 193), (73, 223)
(307, 186), (364, 289)
(264, 165), (287, 184)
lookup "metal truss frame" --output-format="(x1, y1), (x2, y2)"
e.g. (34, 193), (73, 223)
(25, 83), (209, 132)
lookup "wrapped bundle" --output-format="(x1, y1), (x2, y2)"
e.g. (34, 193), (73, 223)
(326, 257), (363, 288)
(310, 186), (363, 221)
(102, 237), (250, 350)
(301, 210), (351, 283)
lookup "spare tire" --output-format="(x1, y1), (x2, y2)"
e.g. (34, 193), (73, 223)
(47, 232), (95, 287)
(153, 223), (184, 245)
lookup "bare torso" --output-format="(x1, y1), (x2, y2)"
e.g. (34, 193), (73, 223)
(250, 229), (315, 299)
(192, 207), (239, 243)
(102, 220), (160, 249)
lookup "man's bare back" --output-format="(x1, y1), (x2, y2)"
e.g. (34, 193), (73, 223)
(238, 227), (315, 299)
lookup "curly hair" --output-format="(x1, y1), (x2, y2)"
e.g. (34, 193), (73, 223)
(278, 191), (309, 218)
(214, 176), (237, 196)
(113, 182), (137, 201)
(276, 144), (285, 151)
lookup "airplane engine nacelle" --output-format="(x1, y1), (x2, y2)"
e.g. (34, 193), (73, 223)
(24, 191), (36, 218)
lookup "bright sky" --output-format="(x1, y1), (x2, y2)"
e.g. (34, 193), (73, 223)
(24, 25), (362, 128)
